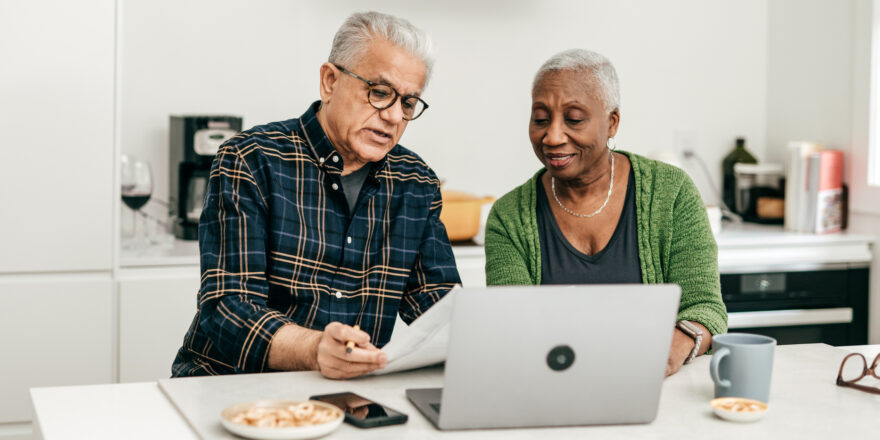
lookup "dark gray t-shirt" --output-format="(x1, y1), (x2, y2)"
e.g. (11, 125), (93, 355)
(537, 168), (642, 285)
(340, 164), (371, 215)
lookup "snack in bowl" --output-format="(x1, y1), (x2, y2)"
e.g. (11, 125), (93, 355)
(710, 397), (768, 423)
(220, 399), (343, 440)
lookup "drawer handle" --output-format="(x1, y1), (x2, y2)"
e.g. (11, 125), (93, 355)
(727, 308), (853, 329)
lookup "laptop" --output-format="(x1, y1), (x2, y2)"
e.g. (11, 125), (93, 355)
(406, 284), (681, 430)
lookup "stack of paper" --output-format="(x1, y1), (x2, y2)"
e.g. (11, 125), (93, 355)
(372, 286), (459, 375)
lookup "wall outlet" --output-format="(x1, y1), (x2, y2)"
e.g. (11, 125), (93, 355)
(673, 129), (697, 159)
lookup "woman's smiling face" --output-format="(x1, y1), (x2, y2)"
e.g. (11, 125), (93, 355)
(529, 69), (619, 183)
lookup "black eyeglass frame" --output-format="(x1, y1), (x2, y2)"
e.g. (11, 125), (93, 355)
(836, 352), (880, 395)
(333, 63), (429, 121)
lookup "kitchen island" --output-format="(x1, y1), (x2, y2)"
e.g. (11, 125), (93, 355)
(30, 344), (880, 439)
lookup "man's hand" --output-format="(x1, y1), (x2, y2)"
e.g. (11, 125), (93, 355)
(666, 328), (695, 377)
(316, 322), (387, 379)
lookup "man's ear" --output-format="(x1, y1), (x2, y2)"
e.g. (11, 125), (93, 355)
(318, 62), (339, 103)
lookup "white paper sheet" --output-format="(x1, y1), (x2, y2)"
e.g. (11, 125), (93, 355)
(372, 286), (459, 375)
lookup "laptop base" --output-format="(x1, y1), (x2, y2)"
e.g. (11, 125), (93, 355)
(406, 387), (442, 428)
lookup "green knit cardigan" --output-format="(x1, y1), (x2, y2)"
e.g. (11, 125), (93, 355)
(484, 151), (728, 335)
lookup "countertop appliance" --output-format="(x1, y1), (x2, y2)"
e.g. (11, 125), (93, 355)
(733, 163), (785, 224)
(716, 222), (872, 346)
(721, 263), (869, 345)
(169, 115), (242, 240)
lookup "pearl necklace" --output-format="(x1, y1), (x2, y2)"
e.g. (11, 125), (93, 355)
(551, 150), (614, 218)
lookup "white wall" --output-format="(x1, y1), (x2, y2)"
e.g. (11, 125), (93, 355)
(119, 0), (768, 220)
(765, 0), (855, 165)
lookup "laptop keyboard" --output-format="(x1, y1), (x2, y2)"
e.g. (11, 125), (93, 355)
(430, 403), (441, 413)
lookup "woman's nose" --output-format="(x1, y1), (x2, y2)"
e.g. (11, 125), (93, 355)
(543, 119), (566, 146)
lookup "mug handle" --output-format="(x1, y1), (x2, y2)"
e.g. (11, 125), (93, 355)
(710, 347), (731, 388)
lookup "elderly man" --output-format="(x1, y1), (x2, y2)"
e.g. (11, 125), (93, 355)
(172, 11), (460, 379)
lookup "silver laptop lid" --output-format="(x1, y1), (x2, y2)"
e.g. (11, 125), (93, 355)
(438, 284), (681, 430)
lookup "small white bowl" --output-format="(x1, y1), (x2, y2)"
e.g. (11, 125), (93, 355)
(710, 397), (768, 423)
(220, 399), (343, 440)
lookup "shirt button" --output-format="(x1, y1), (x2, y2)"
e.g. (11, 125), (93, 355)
(335, 291), (342, 299)
(332, 183), (339, 190)
(332, 155), (339, 163)
(347, 236), (352, 244)
(319, 157), (325, 164)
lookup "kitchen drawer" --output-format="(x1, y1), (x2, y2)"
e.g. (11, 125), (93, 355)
(118, 267), (200, 383)
(0, 274), (113, 423)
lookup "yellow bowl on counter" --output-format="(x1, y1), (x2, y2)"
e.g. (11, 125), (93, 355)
(440, 190), (495, 242)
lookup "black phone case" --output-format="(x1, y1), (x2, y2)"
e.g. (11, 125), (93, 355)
(310, 392), (408, 429)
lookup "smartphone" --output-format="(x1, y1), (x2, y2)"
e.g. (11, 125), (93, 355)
(310, 392), (408, 428)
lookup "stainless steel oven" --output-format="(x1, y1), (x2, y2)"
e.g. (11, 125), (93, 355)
(721, 263), (869, 346)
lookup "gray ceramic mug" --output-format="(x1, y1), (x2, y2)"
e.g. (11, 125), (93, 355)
(710, 333), (777, 403)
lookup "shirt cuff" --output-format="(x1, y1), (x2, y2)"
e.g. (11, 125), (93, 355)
(235, 310), (295, 373)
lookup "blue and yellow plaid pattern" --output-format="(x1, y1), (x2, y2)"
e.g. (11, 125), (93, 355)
(172, 101), (460, 376)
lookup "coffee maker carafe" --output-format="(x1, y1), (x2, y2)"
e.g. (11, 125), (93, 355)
(169, 115), (242, 240)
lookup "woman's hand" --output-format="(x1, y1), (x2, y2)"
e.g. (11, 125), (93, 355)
(666, 328), (695, 376)
(666, 321), (713, 377)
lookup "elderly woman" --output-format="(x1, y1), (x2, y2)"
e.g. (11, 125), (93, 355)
(485, 49), (727, 376)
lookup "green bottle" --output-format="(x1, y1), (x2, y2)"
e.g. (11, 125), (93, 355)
(722, 137), (757, 212)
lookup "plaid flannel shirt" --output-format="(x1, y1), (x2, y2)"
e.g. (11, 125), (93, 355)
(172, 101), (460, 376)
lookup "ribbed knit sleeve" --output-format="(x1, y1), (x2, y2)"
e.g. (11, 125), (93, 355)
(484, 178), (540, 285)
(661, 168), (728, 335)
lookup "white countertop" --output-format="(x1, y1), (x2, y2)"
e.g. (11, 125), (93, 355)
(120, 239), (488, 268)
(121, 222), (874, 272)
(30, 344), (880, 439)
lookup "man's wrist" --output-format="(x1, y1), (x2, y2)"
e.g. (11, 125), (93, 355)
(268, 324), (322, 371)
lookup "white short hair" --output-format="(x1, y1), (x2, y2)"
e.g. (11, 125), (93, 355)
(533, 49), (620, 113)
(329, 11), (435, 87)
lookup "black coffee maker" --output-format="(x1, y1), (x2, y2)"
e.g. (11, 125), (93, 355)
(169, 115), (242, 240)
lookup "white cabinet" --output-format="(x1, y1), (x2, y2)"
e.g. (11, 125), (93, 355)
(118, 267), (200, 383)
(0, 0), (115, 273)
(0, 274), (113, 423)
(453, 247), (486, 287)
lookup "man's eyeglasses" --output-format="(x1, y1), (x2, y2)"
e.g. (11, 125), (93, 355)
(836, 352), (880, 395)
(333, 64), (429, 121)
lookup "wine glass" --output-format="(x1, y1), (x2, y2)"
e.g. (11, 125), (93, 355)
(120, 155), (153, 250)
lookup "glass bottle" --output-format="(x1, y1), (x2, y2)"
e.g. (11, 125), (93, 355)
(722, 137), (757, 213)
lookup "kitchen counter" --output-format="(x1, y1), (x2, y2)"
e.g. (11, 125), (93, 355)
(121, 222), (874, 273)
(714, 222), (873, 272)
(120, 238), (488, 268)
(30, 344), (880, 439)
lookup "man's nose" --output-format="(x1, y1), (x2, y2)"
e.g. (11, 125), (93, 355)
(378, 98), (406, 124)
(543, 118), (566, 146)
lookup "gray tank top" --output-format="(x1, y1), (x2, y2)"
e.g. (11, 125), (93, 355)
(536, 168), (642, 285)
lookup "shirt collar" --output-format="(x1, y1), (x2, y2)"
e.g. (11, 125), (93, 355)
(298, 100), (389, 177)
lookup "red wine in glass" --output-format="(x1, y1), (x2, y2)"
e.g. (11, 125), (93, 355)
(120, 156), (154, 249)
(122, 194), (151, 210)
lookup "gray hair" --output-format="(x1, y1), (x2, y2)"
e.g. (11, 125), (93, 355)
(533, 49), (620, 113)
(329, 11), (435, 87)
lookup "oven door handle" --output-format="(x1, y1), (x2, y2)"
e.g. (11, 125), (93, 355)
(727, 308), (853, 329)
